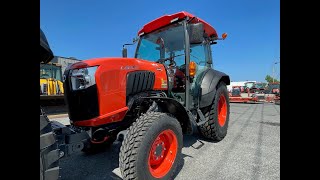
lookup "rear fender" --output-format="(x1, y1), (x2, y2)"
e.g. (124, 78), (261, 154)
(199, 69), (230, 108)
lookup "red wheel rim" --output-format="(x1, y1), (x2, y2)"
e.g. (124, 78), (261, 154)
(218, 94), (227, 126)
(148, 129), (178, 178)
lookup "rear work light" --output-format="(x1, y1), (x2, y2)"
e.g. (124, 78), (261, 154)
(70, 66), (98, 91)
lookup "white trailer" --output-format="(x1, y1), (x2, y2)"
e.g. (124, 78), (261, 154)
(227, 81), (257, 92)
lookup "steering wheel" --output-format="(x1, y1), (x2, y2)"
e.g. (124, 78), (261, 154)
(178, 64), (186, 71)
(157, 58), (176, 67)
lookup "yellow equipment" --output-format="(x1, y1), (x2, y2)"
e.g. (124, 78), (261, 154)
(40, 62), (64, 100)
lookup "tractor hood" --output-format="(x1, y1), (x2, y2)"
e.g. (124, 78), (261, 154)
(40, 28), (54, 64)
(68, 57), (162, 69)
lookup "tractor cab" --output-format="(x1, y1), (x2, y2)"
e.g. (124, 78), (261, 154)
(254, 83), (265, 92)
(127, 11), (228, 108)
(244, 81), (255, 93)
(231, 86), (242, 97)
(266, 82), (280, 94)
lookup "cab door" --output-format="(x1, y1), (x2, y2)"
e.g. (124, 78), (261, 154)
(189, 41), (212, 107)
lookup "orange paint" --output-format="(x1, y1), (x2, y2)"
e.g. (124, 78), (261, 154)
(70, 57), (168, 127)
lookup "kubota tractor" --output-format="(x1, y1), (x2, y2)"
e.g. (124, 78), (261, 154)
(265, 82), (280, 94)
(64, 11), (231, 179)
(251, 82), (266, 93)
(41, 11), (231, 180)
(229, 86), (258, 103)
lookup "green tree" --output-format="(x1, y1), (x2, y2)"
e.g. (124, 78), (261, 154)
(265, 75), (279, 83)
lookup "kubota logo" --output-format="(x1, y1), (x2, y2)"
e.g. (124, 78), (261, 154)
(121, 65), (137, 70)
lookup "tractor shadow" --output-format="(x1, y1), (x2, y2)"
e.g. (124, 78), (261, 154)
(183, 134), (206, 149)
(60, 133), (211, 180)
(183, 128), (222, 146)
(60, 140), (123, 180)
(172, 133), (219, 179)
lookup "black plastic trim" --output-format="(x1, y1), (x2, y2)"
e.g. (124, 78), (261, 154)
(126, 71), (155, 97)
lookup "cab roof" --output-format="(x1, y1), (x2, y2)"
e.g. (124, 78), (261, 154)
(137, 11), (218, 38)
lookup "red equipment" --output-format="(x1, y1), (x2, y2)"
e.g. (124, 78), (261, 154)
(229, 86), (258, 103)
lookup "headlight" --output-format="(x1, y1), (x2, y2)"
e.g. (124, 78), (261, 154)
(70, 66), (98, 91)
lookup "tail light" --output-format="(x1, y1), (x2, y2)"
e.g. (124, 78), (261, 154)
(70, 66), (98, 91)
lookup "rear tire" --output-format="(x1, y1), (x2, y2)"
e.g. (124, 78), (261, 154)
(119, 112), (183, 180)
(199, 82), (230, 141)
(40, 108), (60, 180)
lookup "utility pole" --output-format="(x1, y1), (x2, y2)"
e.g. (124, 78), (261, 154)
(272, 64), (275, 83)
(273, 59), (280, 83)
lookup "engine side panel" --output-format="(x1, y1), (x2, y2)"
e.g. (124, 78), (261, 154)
(66, 58), (167, 126)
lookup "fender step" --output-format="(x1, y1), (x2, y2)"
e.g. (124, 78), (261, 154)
(196, 109), (207, 126)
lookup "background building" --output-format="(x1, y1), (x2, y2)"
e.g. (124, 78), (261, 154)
(50, 56), (81, 74)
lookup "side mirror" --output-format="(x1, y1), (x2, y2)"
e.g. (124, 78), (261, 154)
(122, 47), (127, 58)
(188, 23), (204, 44)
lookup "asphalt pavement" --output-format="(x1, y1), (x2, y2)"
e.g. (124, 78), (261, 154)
(51, 102), (280, 180)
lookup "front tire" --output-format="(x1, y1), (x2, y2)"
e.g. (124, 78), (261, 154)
(119, 112), (183, 180)
(199, 82), (230, 141)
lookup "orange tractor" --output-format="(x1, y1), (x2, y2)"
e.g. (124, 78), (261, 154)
(41, 11), (231, 180)
(229, 86), (258, 103)
(264, 82), (280, 104)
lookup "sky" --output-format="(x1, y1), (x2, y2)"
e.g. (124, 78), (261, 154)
(40, 0), (280, 82)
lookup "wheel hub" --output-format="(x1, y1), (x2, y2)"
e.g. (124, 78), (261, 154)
(151, 139), (166, 161)
(155, 143), (164, 156)
(218, 94), (227, 127)
(148, 129), (178, 178)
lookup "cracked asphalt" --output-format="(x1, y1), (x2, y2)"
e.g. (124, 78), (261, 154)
(51, 103), (280, 180)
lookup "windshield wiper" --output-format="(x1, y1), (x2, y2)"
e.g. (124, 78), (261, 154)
(156, 54), (185, 63)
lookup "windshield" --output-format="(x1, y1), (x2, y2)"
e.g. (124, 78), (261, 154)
(40, 64), (62, 81)
(269, 84), (280, 89)
(232, 88), (241, 96)
(255, 83), (264, 89)
(135, 23), (185, 67)
(245, 82), (255, 88)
